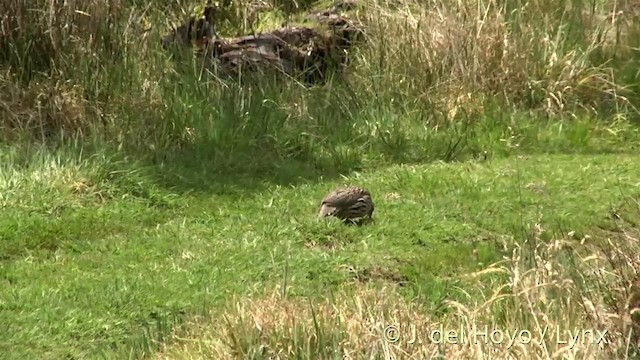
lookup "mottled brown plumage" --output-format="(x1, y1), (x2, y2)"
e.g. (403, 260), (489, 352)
(318, 186), (374, 223)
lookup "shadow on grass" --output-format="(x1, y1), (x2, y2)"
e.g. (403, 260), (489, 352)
(104, 83), (639, 200)
(95, 72), (488, 198)
(6, 50), (639, 201)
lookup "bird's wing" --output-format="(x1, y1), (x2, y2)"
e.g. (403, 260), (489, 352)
(321, 188), (361, 208)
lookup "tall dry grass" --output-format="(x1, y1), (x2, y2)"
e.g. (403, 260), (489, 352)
(350, 0), (639, 123)
(0, 0), (638, 145)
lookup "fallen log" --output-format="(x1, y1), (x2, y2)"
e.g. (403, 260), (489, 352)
(160, 2), (364, 84)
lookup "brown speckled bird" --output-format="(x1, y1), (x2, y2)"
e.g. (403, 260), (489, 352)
(318, 186), (374, 223)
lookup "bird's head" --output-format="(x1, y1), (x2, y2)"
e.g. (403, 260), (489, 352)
(318, 203), (336, 218)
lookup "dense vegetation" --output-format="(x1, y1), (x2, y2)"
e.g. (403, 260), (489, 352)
(1, 0), (639, 358)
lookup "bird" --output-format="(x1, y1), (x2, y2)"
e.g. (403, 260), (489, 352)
(318, 185), (374, 224)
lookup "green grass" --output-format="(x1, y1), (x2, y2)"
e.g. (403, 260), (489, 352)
(2, 148), (640, 358)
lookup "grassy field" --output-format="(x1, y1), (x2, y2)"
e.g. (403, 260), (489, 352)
(1, 0), (640, 359)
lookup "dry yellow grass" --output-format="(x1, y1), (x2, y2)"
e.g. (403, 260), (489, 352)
(1, 0), (637, 140)
(153, 221), (640, 359)
(351, 0), (633, 118)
